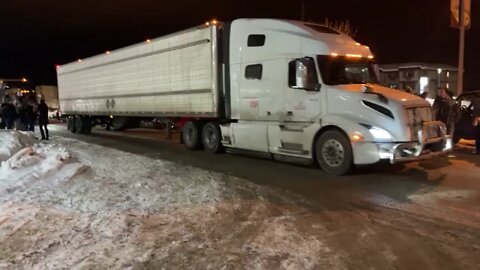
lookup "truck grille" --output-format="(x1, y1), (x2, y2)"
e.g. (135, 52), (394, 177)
(405, 106), (433, 141)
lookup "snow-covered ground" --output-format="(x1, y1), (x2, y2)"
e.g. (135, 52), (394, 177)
(1, 130), (479, 269)
(0, 131), (334, 269)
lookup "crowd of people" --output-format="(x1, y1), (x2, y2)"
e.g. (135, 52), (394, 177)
(0, 95), (49, 140)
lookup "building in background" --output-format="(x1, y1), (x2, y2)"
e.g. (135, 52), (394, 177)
(378, 63), (458, 97)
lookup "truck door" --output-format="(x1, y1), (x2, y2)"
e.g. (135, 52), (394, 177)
(283, 57), (321, 123)
(267, 57), (322, 157)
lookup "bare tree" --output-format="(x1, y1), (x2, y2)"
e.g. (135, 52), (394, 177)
(313, 18), (359, 38)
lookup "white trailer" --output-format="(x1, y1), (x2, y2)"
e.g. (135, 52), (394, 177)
(57, 19), (451, 175)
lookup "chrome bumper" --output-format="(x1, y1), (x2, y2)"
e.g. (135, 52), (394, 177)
(380, 121), (452, 164)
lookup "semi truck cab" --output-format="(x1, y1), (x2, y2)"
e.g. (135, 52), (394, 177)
(218, 19), (451, 174)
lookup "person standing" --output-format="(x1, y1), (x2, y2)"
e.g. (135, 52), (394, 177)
(472, 96), (480, 155)
(1, 97), (17, 130)
(432, 87), (460, 137)
(37, 99), (49, 140)
(16, 97), (27, 131)
(25, 99), (36, 132)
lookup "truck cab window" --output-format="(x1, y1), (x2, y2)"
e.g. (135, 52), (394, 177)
(248, 35), (266, 47)
(288, 57), (319, 91)
(317, 55), (378, 85)
(245, 64), (263, 80)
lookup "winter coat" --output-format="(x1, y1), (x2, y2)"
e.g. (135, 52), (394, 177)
(433, 96), (461, 125)
(38, 102), (49, 125)
(1, 103), (17, 120)
(24, 103), (36, 123)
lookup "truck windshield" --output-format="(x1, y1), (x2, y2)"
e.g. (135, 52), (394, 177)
(316, 55), (378, 85)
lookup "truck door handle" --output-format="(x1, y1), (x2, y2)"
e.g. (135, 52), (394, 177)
(287, 111), (293, 116)
(267, 111), (271, 116)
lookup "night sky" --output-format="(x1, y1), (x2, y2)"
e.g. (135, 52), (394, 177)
(1, 0), (479, 90)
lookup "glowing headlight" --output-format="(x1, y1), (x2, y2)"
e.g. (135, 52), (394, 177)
(368, 126), (393, 142)
(445, 138), (452, 150)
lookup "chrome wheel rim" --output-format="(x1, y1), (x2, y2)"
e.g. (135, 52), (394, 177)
(322, 139), (344, 167)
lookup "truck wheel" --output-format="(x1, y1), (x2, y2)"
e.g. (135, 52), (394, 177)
(182, 121), (203, 150)
(315, 130), (353, 175)
(202, 122), (224, 153)
(75, 116), (85, 134)
(82, 117), (92, 134)
(67, 116), (76, 133)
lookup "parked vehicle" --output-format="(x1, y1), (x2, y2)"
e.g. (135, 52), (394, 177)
(57, 19), (451, 175)
(453, 90), (480, 143)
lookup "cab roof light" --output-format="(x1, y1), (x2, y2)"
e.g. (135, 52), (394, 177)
(330, 53), (339, 57)
(346, 54), (363, 58)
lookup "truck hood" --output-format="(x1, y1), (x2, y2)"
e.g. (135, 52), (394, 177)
(333, 84), (429, 107)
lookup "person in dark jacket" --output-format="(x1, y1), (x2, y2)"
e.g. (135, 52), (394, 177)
(37, 99), (49, 140)
(433, 87), (460, 136)
(25, 99), (37, 132)
(1, 97), (17, 130)
(472, 96), (480, 155)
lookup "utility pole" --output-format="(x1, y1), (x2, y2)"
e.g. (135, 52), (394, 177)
(300, 0), (305, 21)
(456, 0), (465, 95)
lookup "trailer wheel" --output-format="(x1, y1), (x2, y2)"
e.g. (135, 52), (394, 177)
(182, 121), (203, 150)
(67, 116), (76, 133)
(315, 129), (353, 175)
(75, 116), (85, 134)
(202, 122), (224, 154)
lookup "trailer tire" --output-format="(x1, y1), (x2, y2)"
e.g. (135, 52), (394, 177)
(67, 116), (76, 133)
(315, 129), (353, 175)
(202, 122), (224, 154)
(75, 116), (85, 134)
(182, 121), (203, 150)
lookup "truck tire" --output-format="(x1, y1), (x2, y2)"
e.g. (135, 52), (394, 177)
(82, 117), (92, 134)
(315, 130), (353, 175)
(111, 117), (128, 131)
(182, 121), (203, 150)
(67, 116), (76, 133)
(202, 122), (224, 153)
(75, 116), (85, 134)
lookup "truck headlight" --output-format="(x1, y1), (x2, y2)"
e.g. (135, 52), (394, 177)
(368, 126), (393, 142)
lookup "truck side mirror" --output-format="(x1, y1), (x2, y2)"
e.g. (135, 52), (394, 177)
(288, 57), (319, 91)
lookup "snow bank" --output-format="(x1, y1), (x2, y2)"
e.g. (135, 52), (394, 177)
(0, 130), (36, 162)
(0, 143), (87, 192)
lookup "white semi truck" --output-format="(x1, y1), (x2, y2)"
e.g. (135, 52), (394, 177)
(57, 18), (451, 175)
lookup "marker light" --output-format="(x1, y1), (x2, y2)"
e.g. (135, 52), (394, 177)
(106, 51), (111, 54)
(146, 39), (151, 43)
(367, 55), (374, 59)
(355, 42), (361, 46)
(330, 53), (339, 57)
(78, 59), (82, 62)
(346, 54), (362, 58)
(351, 133), (363, 142)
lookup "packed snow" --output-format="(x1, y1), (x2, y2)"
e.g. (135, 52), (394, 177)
(0, 130), (36, 162)
(0, 131), (334, 269)
(1, 130), (479, 269)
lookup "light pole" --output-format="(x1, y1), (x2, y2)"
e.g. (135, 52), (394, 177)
(437, 68), (442, 89)
(300, 0), (305, 21)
